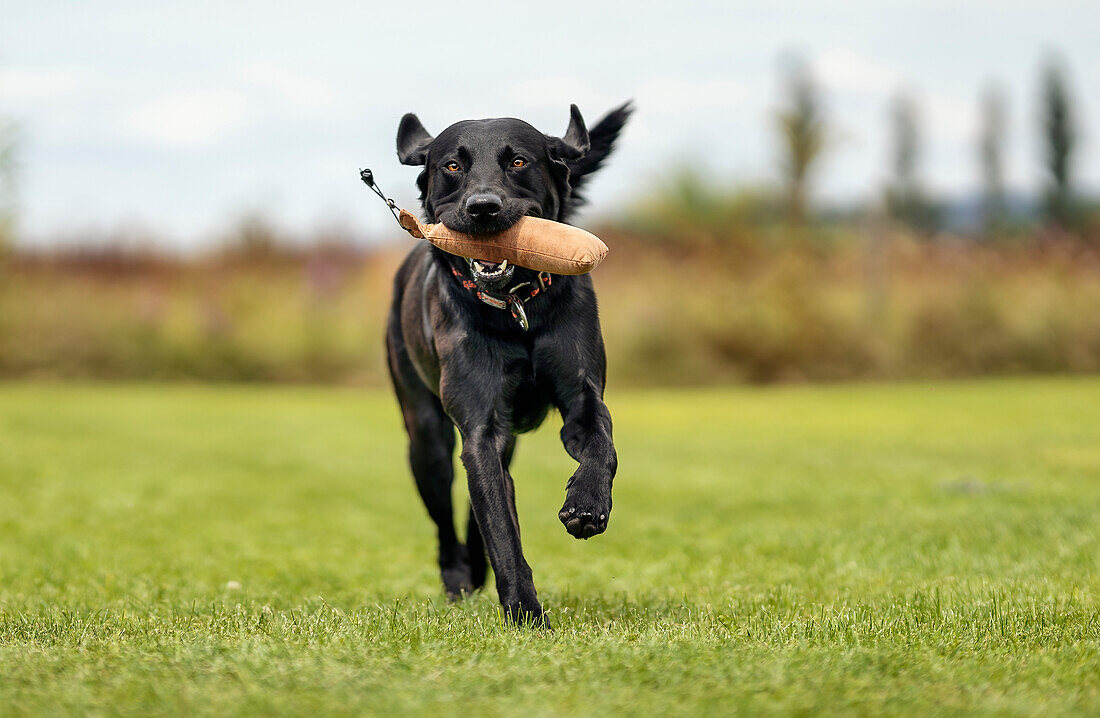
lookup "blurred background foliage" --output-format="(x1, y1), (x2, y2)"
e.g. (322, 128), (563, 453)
(0, 115), (16, 253)
(4, 207), (1100, 387)
(2, 53), (1100, 386)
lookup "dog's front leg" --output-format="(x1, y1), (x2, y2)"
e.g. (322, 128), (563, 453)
(534, 328), (618, 539)
(457, 425), (543, 624)
(555, 375), (618, 539)
(440, 362), (544, 626)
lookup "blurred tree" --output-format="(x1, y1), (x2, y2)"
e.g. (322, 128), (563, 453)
(885, 92), (938, 233)
(624, 164), (782, 250)
(775, 57), (826, 226)
(0, 115), (16, 251)
(978, 84), (1007, 237)
(221, 211), (284, 259)
(1040, 56), (1077, 229)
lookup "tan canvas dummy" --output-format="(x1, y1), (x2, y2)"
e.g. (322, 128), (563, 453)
(360, 168), (609, 275)
(397, 210), (608, 275)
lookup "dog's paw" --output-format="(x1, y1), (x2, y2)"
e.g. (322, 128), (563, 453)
(558, 484), (611, 539)
(503, 601), (551, 629)
(442, 563), (475, 602)
(441, 545), (475, 601)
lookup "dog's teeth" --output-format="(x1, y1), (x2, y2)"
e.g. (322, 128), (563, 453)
(499, 259), (508, 271)
(473, 261), (484, 272)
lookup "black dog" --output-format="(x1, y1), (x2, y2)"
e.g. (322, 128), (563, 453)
(384, 102), (631, 625)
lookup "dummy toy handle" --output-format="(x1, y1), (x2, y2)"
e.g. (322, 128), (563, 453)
(359, 168), (404, 228)
(359, 168), (432, 241)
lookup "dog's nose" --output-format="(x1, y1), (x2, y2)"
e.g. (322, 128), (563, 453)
(465, 193), (503, 217)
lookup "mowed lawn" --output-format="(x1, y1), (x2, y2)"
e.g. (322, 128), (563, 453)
(1, 379), (1098, 716)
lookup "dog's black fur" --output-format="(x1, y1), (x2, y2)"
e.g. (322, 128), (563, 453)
(385, 102), (631, 625)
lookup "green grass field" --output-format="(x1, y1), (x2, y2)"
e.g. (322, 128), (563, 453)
(1, 379), (1098, 716)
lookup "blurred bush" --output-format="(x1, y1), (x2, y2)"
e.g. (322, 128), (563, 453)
(0, 239), (401, 384)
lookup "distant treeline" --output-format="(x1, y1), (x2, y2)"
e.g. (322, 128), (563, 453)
(765, 53), (1092, 237)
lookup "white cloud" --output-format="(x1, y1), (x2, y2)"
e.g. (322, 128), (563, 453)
(128, 90), (248, 145)
(511, 75), (745, 114)
(636, 77), (745, 110)
(816, 48), (899, 93)
(0, 67), (87, 99)
(510, 76), (612, 110)
(814, 50), (976, 144)
(925, 92), (976, 143)
(238, 62), (337, 108)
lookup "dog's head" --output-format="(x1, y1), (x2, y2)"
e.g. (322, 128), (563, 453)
(396, 103), (631, 288)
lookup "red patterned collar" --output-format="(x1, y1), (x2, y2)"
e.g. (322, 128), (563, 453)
(449, 265), (552, 331)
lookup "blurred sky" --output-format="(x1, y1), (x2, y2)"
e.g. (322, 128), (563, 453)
(2, 0), (1098, 246)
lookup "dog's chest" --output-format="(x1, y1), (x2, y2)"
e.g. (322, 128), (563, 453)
(508, 357), (551, 434)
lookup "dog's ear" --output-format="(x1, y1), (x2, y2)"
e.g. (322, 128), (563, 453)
(567, 100), (632, 185)
(546, 104), (590, 161)
(396, 113), (434, 166)
(554, 101), (633, 220)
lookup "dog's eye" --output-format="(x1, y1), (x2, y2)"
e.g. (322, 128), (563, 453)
(511, 157), (526, 168)
(444, 161), (461, 172)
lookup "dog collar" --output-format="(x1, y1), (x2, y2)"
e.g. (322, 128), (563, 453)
(449, 265), (552, 331)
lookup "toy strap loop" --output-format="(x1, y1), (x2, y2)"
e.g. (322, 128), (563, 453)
(359, 168), (403, 227)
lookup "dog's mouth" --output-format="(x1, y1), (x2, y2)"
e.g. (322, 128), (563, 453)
(466, 257), (516, 285)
